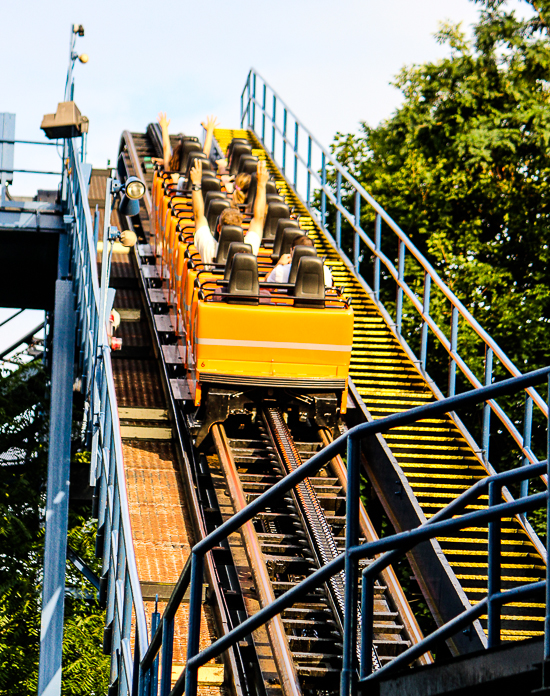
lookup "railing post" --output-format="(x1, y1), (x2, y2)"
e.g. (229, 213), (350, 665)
(360, 572), (374, 679)
(448, 306), (459, 397)
(159, 616), (174, 696)
(336, 171), (342, 248)
(306, 135), (312, 205)
(261, 83), (267, 143)
(374, 214), (381, 301)
(151, 598), (161, 696)
(420, 272), (431, 371)
(482, 346), (493, 463)
(321, 152), (326, 228)
(341, 435), (360, 696)
(271, 94), (277, 156)
(282, 108), (287, 173)
(520, 394), (534, 504)
(396, 240), (405, 333)
(487, 480), (502, 647)
(293, 122), (299, 189)
(185, 552), (205, 696)
(354, 191), (361, 273)
(252, 73), (257, 132)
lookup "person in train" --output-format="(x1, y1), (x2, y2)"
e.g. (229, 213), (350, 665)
(157, 113), (218, 172)
(190, 158), (269, 265)
(264, 235), (333, 286)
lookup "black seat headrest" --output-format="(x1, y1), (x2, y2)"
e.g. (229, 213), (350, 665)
(272, 218), (300, 258)
(279, 229), (305, 261)
(226, 138), (249, 160)
(206, 198), (230, 231)
(224, 242), (253, 279)
(264, 200), (291, 240)
(244, 175), (279, 210)
(292, 256), (325, 308)
(146, 123), (164, 159)
(215, 225), (244, 263)
(185, 152), (212, 180)
(228, 253), (259, 304)
(288, 246), (317, 284)
(201, 176), (221, 196)
(238, 155), (259, 175)
(179, 140), (202, 173)
(229, 143), (253, 175)
(203, 190), (225, 211)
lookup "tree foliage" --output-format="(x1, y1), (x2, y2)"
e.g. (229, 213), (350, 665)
(329, 0), (550, 377)
(0, 363), (108, 695)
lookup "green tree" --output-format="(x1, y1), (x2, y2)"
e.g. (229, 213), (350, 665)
(0, 363), (108, 695)
(325, 0), (550, 466)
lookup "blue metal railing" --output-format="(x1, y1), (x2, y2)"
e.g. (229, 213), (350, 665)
(240, 69), (548, 483)
(139, 367), (550, 696)
(65, 139), (148, 693)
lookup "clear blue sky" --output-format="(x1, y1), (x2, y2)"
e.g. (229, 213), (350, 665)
(0, 0), (530, 355)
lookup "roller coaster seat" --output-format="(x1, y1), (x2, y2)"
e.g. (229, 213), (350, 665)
(229, 143), (253, 175)
(292, 256), (326, 308)
(178, 139), (202, 172)
(272, 218), (300, 259)
(226, 138), (249, 161)
(215, 225), (245, 263)
(227, 253), (259, 304)
(288, 246), (318, 284)
(206, 198), (231, 231)
(277, 228), (303, 260)
(245, 174), (279, 211)
(264, 200), (291, 240)
(224, 242), (253, 280)
(238, 155), (259, 175)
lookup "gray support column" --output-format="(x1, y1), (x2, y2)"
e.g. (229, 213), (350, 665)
(38, 279), (76, 696)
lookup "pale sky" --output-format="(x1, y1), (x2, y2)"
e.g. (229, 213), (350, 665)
(0, 0), (531, 353)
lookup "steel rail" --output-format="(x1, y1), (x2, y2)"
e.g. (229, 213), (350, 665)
(211, 424), (303, 696)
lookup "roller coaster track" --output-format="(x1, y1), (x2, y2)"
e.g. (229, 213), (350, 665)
(105, 123), (547, 693)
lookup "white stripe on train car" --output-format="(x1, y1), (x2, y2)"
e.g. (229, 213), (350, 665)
(196, 338), (351, 352)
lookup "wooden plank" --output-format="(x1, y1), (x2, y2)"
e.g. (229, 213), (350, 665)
(118, 407), (168, 421)
(120, 426), (172, 440)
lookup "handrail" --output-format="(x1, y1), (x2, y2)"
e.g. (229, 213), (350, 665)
(240, 69), (548, 473)
(141, 367), (550, 696)
(65, 138), (149, 692)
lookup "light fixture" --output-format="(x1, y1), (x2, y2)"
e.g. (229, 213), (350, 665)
(40, 101), (89, 139)
(78, 54), (89, 64)
(125, 177), (146, 200)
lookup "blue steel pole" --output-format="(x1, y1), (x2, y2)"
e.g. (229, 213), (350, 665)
(282, 108), (287, 173)
(321, 153), (326, 228)
(38, 279), (76, 696)
(272, 95), (276, 156)
(396, 240), (405, 333)
(306, 135), (312, 205)
(252, 73), (257, 132)
(487, 480), (501, 647)
(185, 552), (205, 696)
(482, 347), (493, 463)
(360, 575), (374, 678)
(448, 306), (459, 397)
(520, 395), (534, 504)
(354, 191), (361, 273)
(336, 171), (342, 248)
(159, 616), (174, 696)
(341, 435), (360, 696)
(374, 214), (381, 301)
(420, 272), (431, 371)
(262, 83), (266, 143)
(293, 122), (299, 189)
